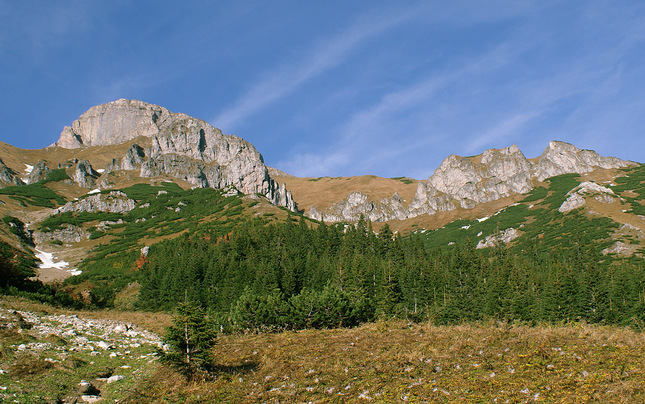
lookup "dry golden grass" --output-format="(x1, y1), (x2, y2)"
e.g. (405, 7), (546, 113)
(272, 175), (419, 213)
(125, 320), (645, 403)
(3, 296), (643, 402)
(0, 137), (153, 172)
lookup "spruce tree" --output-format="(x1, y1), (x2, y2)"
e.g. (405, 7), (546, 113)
(160, 300), (217, 380)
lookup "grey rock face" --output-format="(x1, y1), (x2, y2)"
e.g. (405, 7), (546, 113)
(55, 99), (166, 148)
(0, 158), (24, 188)
(74, 160), (100, 189)
(33, 225), (90, 245)
(428, 145), (533, 207)
(140, 155), (219, 188)
(476, 228), (520, 249)
(534, 141), (632, 181)
(558, 181), (617, 213)
(57, 191), (136, 214)
(54, 99), (296, 211)
(120, 144), (145, 171)
(267, 181), (297, 212)
(306, 141), (634, 223)
(309, 191), (409, 223)
(26, 160), (51, 184)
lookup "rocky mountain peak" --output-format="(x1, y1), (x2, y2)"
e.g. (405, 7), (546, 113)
(53, 99), (296, 210)
(306, 141), (635, 223)
(427, 144), (534, 208)
(54, 99), (169, 149)
(534, 140), (631, 181)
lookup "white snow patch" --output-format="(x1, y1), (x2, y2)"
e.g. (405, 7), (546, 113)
(461, 225), (470, 230)
(35, 249), (81, 275)
(36, 249), (69, 270)
(24, 164), (34, 174)
(87, 189), (101, 195)
(476, 216), (489, 222)
(96, 169), (105, 174)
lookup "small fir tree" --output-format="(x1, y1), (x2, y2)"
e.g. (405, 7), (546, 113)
(160, 300), (217, 379)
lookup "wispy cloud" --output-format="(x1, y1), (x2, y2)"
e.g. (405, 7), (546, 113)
(465, 110), (543, 154)
(278, 150), (351, 178)
(212, 7), (421, 131)
(275, 42), (517, 176)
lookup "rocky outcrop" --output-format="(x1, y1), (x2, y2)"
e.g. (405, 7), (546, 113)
(267, 181), (297, 212)
(54, 99), (296, 210)
(26, 160), (51, 184)
(33, 225), (90, 244)
(57, 191), (136, 214)
(535, 141), (632, 181)
(602, 241), (639, 257)
(0, 158), (24, 188)
(558, 181), (618, 213)
(106, 144), (145, 173)
(307, 141), (634, 223)
(74, 160), (100, 189)
(428, 145), (533, 208)
(309, 192), (408, 223)
(476, 227), (520, 249)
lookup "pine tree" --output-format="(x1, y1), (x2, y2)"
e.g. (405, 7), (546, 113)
(160, 299), (217, 380)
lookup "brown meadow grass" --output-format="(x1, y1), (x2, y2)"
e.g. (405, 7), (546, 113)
(3, 297), (644, 403)
(128, 319), (645, 403)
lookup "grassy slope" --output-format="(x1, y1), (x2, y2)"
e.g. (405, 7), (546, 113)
(415, 168), (645, 261)
(271, 174), (419, 213)
(2, 296), (643, 403)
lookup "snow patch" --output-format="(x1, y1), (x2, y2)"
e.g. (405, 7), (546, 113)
(24, 164), (33, 174)
(36, 249), (68, 269)
(35, 249), (81, 275)
(476, 216), (489, 222)
(87, 189), (101, 195)
(96, 169), (105, 174)
(461, 225), (470, 230)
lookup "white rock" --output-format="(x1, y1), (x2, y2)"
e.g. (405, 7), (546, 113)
(559, 193), (586, 213)
(96, 341), (110, 350)
(107, 375), (124, 384)
(476, 228), (520, 249)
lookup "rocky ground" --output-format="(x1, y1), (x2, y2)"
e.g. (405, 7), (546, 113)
(0, 306), (162, 403)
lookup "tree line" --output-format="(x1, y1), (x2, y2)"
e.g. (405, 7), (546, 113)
(137, 216), (645, 330)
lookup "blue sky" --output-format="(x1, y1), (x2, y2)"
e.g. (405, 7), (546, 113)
(1, 1), (644, 179)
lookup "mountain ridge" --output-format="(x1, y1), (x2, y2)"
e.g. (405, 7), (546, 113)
(3, 99), (296, 211)
(0, 99), (642, 280)
(0, 99), (637, 227)
(276, 141), (635, 223)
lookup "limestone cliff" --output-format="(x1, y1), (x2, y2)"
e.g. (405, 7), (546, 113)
(26, 160), (51, 184)
(306, 141), (634, 222)
(53, 99), (296, 210)
(56, 191), (136, 214)
(534, 141), (630, 181)
(0, 158), (24, 188)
